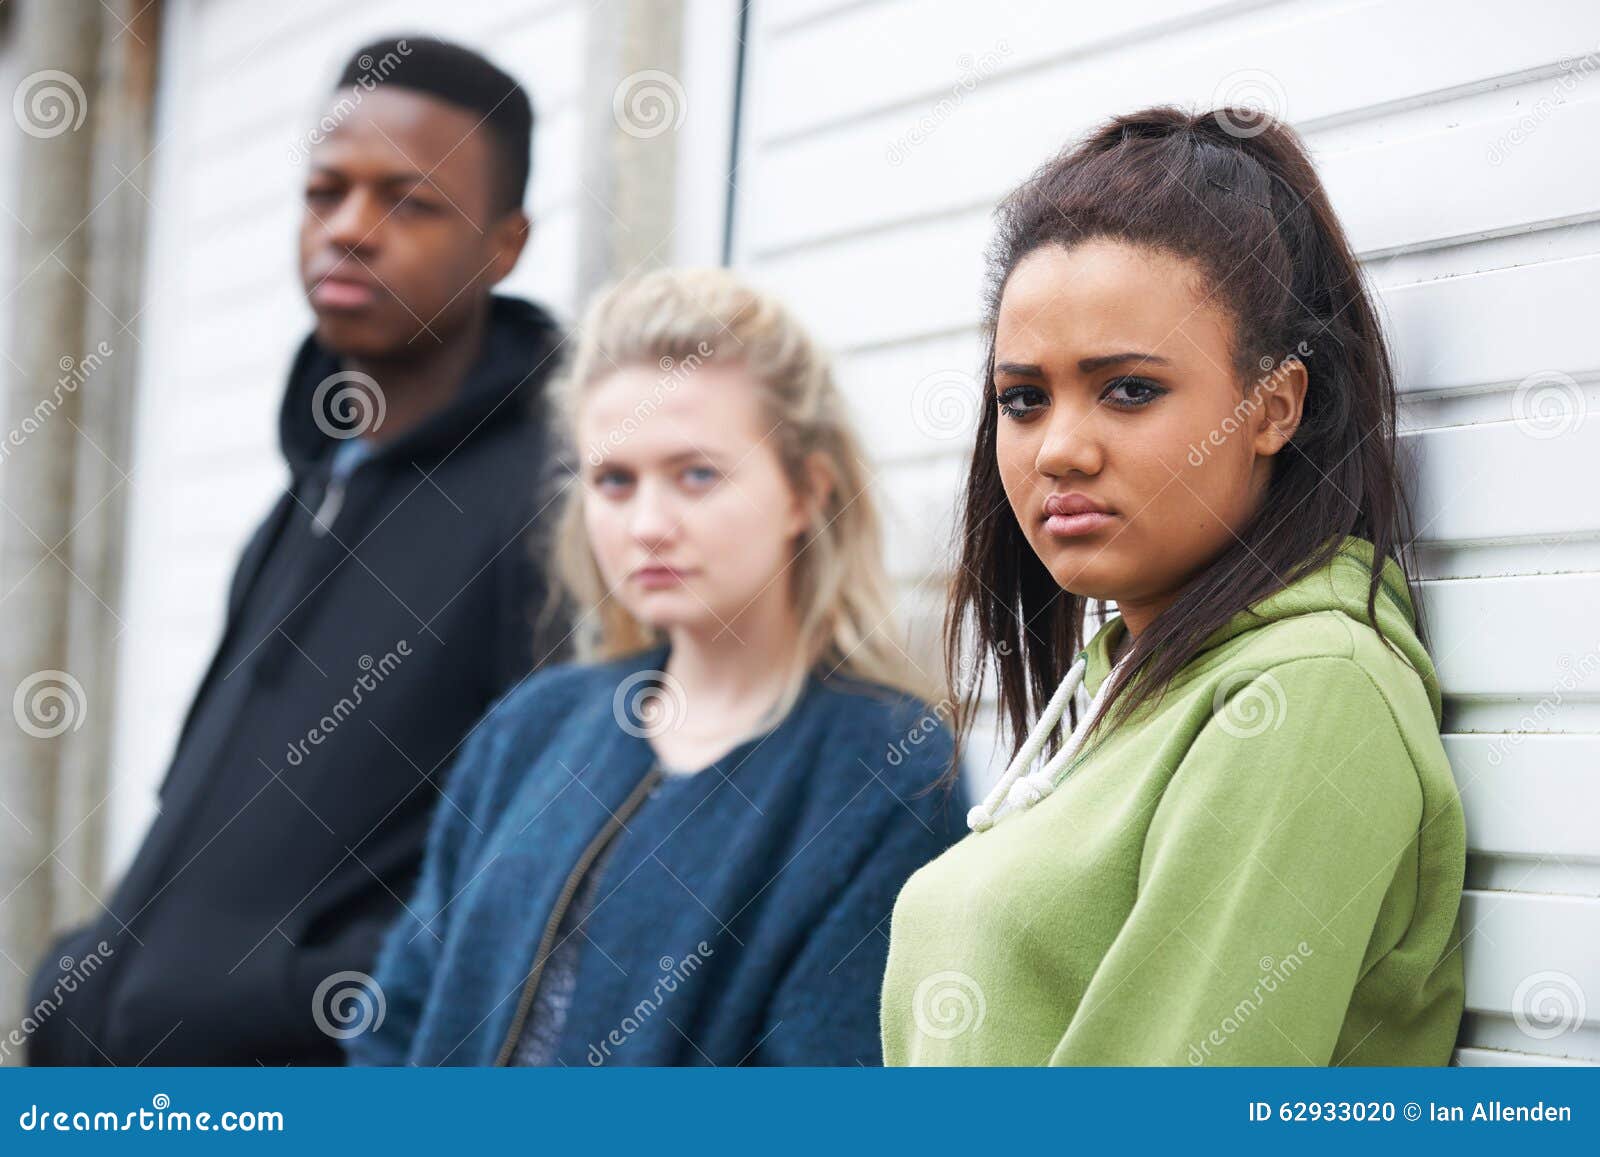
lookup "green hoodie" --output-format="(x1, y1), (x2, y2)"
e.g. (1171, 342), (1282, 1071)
(881, 536), (1466, 1065)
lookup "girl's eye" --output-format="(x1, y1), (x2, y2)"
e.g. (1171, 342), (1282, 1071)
(594, 469), (632, 491)
(1103, 377), (1167, 408)
(996, 386), (1046, 419)
(681, 465), (720, 488)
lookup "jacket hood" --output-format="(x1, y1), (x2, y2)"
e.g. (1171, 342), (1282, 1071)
(277, 294), (562, 474)
(1084, 535), (1437, 723)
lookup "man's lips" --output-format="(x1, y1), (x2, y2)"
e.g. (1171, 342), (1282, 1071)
(309, 274), (379, 310)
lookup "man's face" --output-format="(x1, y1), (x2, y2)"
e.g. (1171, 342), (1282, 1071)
(298, 86), (527, 358)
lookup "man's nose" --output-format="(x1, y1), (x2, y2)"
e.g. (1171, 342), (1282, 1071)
(318, 187), (381, 252)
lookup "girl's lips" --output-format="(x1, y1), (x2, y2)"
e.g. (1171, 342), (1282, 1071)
(632, 567), (694, 590)
(1043, 511), (1116, 538)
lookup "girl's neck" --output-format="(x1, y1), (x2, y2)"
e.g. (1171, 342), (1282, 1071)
(661, 597), (804, 728)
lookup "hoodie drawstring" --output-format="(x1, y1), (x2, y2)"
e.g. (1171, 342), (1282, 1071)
(967, 646), (1127, 832)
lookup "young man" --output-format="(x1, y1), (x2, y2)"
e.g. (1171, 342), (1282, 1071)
(27, 37), (573, 1065)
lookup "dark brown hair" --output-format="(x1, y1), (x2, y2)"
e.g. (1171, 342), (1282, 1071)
(944, 105), (1422, 778)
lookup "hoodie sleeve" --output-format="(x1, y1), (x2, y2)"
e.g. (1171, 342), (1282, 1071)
(1048, 657), (1424, 1066)
(342, 703), (510, 1066)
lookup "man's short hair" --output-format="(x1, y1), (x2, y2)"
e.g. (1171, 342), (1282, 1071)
(336, 35), (533, 214)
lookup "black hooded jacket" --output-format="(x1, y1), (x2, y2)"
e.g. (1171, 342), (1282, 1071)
(26, 296), (573, 1065)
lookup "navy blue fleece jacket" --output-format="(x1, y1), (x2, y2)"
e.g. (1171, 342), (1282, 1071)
(347, 643), (966, 1066)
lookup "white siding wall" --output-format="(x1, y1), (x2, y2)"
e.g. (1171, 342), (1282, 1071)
(107, 0), (593, 876)
(0, 34), (20, 447)
(727, 0), (1600, 1065)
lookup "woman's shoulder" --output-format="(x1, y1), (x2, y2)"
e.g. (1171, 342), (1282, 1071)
(478, 648), (663, 748)
(808, 671), (959, 797)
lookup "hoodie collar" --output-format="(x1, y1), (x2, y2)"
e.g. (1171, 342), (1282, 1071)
(277, 294), (562, 475)
(1082, 536), (1434, 720)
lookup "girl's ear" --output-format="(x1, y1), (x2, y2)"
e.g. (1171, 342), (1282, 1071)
(790, 450), (837, 537)
(1250, 356), (1309, 456)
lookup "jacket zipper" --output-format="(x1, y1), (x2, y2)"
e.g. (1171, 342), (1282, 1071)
(492, 761), (663, 1065)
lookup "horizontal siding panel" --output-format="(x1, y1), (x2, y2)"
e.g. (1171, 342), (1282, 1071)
(1458, 890), (1600, 1062)
(1421, 572), (1600, 704)
(1447, 735), (1600, 864)
(752, 0), (1237, 142)
(739, 2), (1600, 257)
(1454, 1045), (1595, 1066)
(1387, 251), (1600, 398)
(1406, 419), (1599, 545)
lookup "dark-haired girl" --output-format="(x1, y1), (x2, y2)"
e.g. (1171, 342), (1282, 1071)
(881, 107), (1466, 1065)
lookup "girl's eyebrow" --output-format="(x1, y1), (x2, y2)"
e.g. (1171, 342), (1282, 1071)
(994, 361), (1044, 378)
(1077, 351), (1172, 373)
(994, 352), (1173, 379)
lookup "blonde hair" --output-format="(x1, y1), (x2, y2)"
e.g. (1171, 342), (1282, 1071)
(548, 267), (936, 725)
